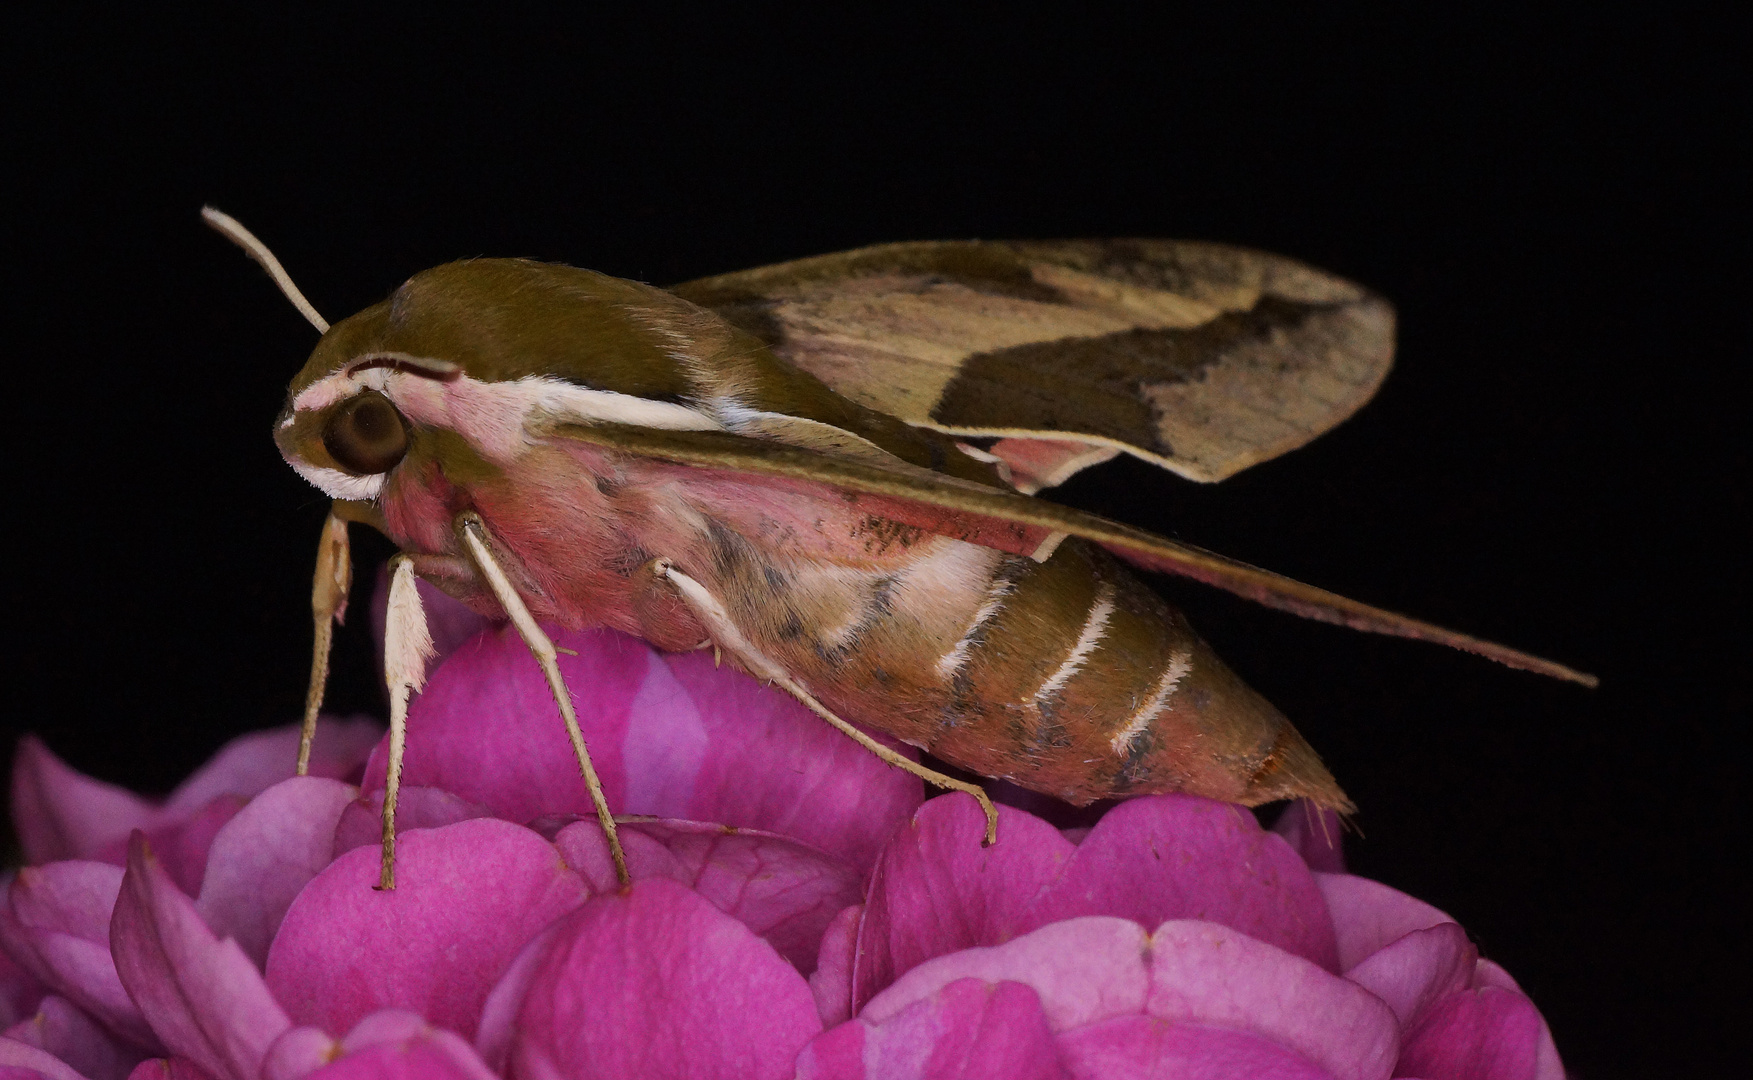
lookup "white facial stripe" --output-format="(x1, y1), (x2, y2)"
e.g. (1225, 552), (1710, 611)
(292, 363), (722, 465)
(386, 374), (721, 463)
(1034, 583), (1117, 701)
(289, 460), (385, 501)
(1110, 649), (1194, 756)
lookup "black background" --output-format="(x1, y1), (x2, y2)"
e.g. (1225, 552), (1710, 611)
(4, 7), (1742, 1075)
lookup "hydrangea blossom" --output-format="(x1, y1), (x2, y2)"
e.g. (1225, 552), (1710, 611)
(3, 583), (1562, 1079)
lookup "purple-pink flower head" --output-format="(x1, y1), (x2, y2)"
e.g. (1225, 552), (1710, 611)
(3, 583), (1564, 1080)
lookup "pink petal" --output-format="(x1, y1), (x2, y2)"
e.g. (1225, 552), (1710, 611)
(790, 1022), (865, 1080)
(810, 905), (862, 1027)
(500, 878), (821, 1080)
(0, 864), (155, 1050)
(472, 923), (563, 1076)
(110, 834), (291, 1080)
(798, 979), (1070, 1080)
(0, 948), (45, 1031)
(1395, 987), (1563, 1080)
(1316, 874), (1456, 972)
(1033, 796), (1338, 971)
(1469, 960), (1521, 993)
(863, 917), (1398, 1080)
(1344, 924), (1478, 1031)
(361, 626), (921, 872)
(359, 626), (649, 825)
(1056, 1016), (1337, 1080)
(0, 1036), (94, 1080)
(1144, 920), (1398, 1080)
(265, 818), (586, 1040)
(1272, 799), (1347, 874)
(329, 787), (493, 860)
(656, 646), (923, 872)
(857, 793), (1338, 1009)
(864, 918), (1151, 1032)
(165, 720), (383, 814)
(4, 996), (144, 1080)
(551, 820), (862, 973)
(855, 797), (1072, 1010)
(290, 1010), (497, 1080)
(257, 1026), (334, 1080)
(123, 1061), (211, 1080)
(94, 800), (246, 899)
(193, 778), (358, 970)
(9, 738), (157, 866)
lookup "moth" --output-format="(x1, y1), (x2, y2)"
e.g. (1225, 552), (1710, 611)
(205, 210), (1593, 888)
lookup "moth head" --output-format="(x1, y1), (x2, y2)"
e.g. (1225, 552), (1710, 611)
(272, 258), (759, 503)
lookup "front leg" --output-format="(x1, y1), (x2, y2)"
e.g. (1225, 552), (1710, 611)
(455, 513), (630, 887)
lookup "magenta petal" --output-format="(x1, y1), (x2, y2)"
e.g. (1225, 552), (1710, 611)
(165, 720), (383, 814)
(360, 626), (649, 824)
(1144, 920), (1398, 1080)
(547, 819), (683, 894)
(1345, 924), (1478, 1032)
(124, 1060), (211, 1080)
(294, 1010), (496, 1080)
(362, 626), (921, 872)
(865, 979), (1071, 1080)
(856, 796), (1073, 1009)
(810, 905), (862, 1027)
(257, 1026), (334, 1080)
(110, 834), (290, 1080)
(1272, 799), (1347, 874)
(9, 738), (158, 865)
(329, 787), (493, 860)
(864, 917), (1152, 1032)
(1033, 796), (1338, 971)
(656, 646), (923, 871)
(1317, 874), (1456, 972)
(504, 878), (821, 1080)
(473, 922), (563, 1076)
(1, 948), (46, 1031)
(857, 793), (1337, 1010)
(1056, 1016), (1337, 1080)
(265, 818), (586, 1040)
(0, 864), (154, 1050)
(94, 800), (246, 899)
(1395, 987), (1563, 1080)
(552, 820), (862, 973)
(4, 995), (144, 1080)
(791, 1022), (865, 1080)
(0, 1036), (94, 1080)
(1470, 959), (1521, 992)
(193, 778), (358, 970)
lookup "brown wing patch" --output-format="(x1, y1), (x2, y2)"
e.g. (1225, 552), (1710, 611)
(672, 239), (1395, 487)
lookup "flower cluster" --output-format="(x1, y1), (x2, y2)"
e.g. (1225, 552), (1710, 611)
(3, 584), (1563, 1079)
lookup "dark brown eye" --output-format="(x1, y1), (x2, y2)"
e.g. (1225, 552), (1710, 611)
(322, 392), (409, 475)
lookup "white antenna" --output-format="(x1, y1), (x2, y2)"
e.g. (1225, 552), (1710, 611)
(200, 206), (330, 333)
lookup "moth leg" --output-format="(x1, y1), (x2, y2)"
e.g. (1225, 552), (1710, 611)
(652, 558), (1001, 846)
(300, 510), (352, 776)
(377, 555), (434, 890)
(455, 513), (630, 886)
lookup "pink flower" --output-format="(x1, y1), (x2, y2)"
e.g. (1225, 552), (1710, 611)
(2, 588), (1564, 1080)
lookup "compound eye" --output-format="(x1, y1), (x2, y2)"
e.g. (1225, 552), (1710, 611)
(322, 391), (409, 475)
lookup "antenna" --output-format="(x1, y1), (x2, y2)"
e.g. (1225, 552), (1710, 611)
(200, 206), (330, 333)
